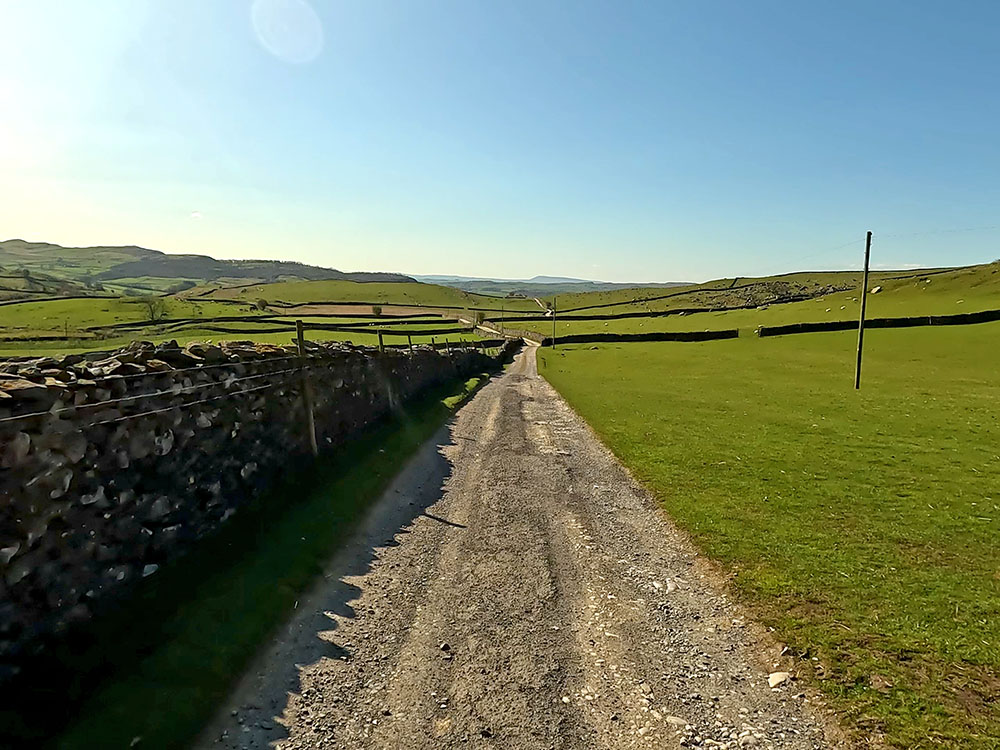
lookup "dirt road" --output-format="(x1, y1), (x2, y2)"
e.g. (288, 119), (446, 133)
(199, 347), (843, 750)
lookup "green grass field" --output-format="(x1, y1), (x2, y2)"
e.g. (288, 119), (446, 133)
(6, 262), (997, 358)
(0, 297), (259, 333)
(0, 297), (481, 357)
(505, 263), (1000, 339)
(199, 278), (541, 311)
(546, 266), (984, 315)
(538, 327), (1000, 748)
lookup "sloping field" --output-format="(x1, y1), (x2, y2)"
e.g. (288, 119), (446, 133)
(4, 262), (998, 357)
(538, 326), (1000, 748)
(549, 266), (982, 316)
(0, 272), (92, 301)
(0, 289), (484, 357)
(0, 297), (260, 335)
(197, 278), (541, 312)
(507, 263), (1000, 339)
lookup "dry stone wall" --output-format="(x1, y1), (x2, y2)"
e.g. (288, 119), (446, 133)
(0, 338), (515, 683)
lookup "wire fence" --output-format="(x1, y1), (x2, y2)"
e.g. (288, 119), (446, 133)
(0, 335), (507, 432)
(0, 364), (309, 426)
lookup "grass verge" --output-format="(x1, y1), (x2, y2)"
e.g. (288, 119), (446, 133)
(539, 328), (999, 749)
(4, 372), (490, 750)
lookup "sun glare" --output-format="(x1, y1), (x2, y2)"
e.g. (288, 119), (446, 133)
(251, 0), (324, 64)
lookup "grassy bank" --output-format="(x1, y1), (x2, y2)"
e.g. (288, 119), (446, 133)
(4, 372), (491, 750)
(539, 327), (999, 748)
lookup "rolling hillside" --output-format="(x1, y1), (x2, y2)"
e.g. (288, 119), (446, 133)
(503, 263), (1000, 338)
(196, 278), (543, 311)
(0, 270), (91, 302)
(412, 274), (689, 296)
(0, 239), (414, 295)
(3, 254), (999, 358)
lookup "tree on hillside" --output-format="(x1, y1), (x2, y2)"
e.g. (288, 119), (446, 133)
(19, 267), (37, 291)
(372, 304), (383, 316)
(138, 295), (167, 322)
(255, 298), (269, 311)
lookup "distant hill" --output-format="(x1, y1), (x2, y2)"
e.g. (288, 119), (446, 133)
(412, 274), (690, 297)
(0, 239), (414, 296)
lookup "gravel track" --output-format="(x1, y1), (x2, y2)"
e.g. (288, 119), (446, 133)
(198, 346), (847, 750)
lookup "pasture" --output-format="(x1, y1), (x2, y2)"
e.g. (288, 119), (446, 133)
(538, 326), (1000, 748)
(503, 262), (1000, 340)
(196, 278), (542, 312)
(0, 295), (483, 357)
(7, 263), (997, 358)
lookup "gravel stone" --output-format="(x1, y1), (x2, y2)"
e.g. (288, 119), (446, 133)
(196, 347), (846, 750)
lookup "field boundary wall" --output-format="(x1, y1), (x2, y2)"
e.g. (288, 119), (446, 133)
(0, 338), (519, 683)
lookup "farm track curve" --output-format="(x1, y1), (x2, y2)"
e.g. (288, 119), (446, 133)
(197, 347), (846, 750)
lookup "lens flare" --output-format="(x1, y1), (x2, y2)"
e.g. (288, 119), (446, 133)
(251, 0), (323, 64)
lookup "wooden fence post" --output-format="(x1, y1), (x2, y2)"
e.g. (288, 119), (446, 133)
(378, 329), (385, 353)
(431, 336), (436, 350)
(296, 320), (319, 457)
(407, 334), (413, 352)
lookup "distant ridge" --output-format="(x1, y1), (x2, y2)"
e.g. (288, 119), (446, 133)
(412, 273), (690, 296)
(0, 239), (414, 295)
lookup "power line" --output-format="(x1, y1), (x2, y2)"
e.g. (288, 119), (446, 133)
(879, 224), (1000, 240)
(758, 237), (864, 278)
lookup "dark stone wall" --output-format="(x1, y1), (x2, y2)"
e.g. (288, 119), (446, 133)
(0, 338), (517, 683)
(756, 308), (1000, 337)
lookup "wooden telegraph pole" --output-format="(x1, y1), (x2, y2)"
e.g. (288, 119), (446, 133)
(296, 320), (319, 456)
(854, 231), (873, 390)
(551, 296), (557, 349)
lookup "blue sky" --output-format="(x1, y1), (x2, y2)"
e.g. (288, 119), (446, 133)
(1, 0), (998, 282)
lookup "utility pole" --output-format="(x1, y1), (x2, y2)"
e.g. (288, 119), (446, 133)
(552, 296), (557, 349)
(854, 231), (873, 390)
